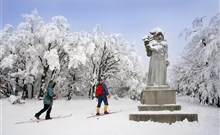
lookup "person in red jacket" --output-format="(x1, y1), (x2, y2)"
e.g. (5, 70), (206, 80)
(96, 77), (110, 115)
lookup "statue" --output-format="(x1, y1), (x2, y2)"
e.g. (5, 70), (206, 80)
(143, 27), (169, 86)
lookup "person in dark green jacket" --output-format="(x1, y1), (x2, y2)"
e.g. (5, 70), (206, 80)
(35, 80), (57, 120)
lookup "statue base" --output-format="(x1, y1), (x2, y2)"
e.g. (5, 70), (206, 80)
(129, 86), (198, 123)
(138, 104), (181, 111)
(140, 86), (176, 105)
(129, 113), (198, 124)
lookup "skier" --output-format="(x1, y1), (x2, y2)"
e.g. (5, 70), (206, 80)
(35, 80), (58, 120)
(96, 77), (110, 115)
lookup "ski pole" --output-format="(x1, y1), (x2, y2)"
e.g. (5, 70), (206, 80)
(91, 106), (97, 115)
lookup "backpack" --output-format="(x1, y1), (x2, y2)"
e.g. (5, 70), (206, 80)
(96, 84), (103, 95)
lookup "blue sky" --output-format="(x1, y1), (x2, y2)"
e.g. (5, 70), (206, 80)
(1, 0), (219, 67)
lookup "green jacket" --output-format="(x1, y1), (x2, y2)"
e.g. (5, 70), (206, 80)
(43, 81), (55, 105)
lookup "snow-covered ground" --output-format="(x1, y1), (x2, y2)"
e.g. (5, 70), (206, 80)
(1, 96), (219, 135)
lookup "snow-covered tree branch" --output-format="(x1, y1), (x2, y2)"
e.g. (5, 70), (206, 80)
(171, 13), (220, 107)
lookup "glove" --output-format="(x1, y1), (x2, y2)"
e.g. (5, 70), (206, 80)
(53, 93), (58, 100)
(92, 93), (98, 99)
(107, 94), (110, 99)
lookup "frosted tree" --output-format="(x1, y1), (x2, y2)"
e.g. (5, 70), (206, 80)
(0, 24), (17, 97)
(75, 24), (146, 99)
(0, 9), (46, 98)
(35, 15), (73, 98)
(59, 31), (91, 100)
(0, 10), (69, 99)
(109, 37), (145, 99)
(0, 10), (145, 101)
(83, 25), (120, 98)
(172, 13), (220, 107)
(0, 23), (41, 99)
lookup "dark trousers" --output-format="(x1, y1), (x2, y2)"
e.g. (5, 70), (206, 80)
(36, 104), (52, 118)
(97, 95), (108, 107)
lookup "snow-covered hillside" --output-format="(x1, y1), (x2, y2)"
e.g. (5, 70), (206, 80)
(1, 97), (219, 135)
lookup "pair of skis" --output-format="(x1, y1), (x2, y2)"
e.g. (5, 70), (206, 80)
(86, 110), (122, 119)
(15, 114), (72, 124)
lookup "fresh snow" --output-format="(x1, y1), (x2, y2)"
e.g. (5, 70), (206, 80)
(44, 49), (60, 71)
(1, 96), (219, 135)
(0, 54), (14, 69)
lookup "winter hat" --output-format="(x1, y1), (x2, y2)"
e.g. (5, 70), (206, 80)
(100, 76), (105, 82)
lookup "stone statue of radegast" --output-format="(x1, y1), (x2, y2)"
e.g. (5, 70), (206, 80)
(143, 27), (169, 87)
(129, 27), (198, 124)
(140, 27), (176, 104)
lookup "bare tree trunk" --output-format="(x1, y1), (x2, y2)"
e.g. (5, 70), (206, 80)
(92, 84), (96, 99)
(38, 65), (49, 99)
(6, 83), (12, 96)
(217, 97), (220, 108)
(89, 56), (97, 99)
(38, 55), (50, 99)
(67, 73), (76, 100)
(31, 83), (34, 99)
(89, 83), (96, 99)
(22, 83), (28, 99)
(15, 77), (19, 96)
(88, 87), (91, 98)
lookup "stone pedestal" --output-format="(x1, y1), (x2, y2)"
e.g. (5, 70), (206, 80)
(141, 87), (176, 104)
(138, 105), (181, 111)
(129, 86), (198, 123)
(129, 114), (198, 124)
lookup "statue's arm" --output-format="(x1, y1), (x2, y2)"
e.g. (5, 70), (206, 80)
(144, 40), (153, 57)
(164, 43), (169, 66)
(148, 42), (158, 51)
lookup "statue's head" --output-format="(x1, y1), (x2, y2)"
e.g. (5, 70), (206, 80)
(150, 27), (165, 42)
(143, 27), (166, 57)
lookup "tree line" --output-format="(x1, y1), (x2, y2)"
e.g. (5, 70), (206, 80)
(0, 9), (146, 100)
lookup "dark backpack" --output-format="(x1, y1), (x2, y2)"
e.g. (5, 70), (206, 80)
(96, 84), (103, 95)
